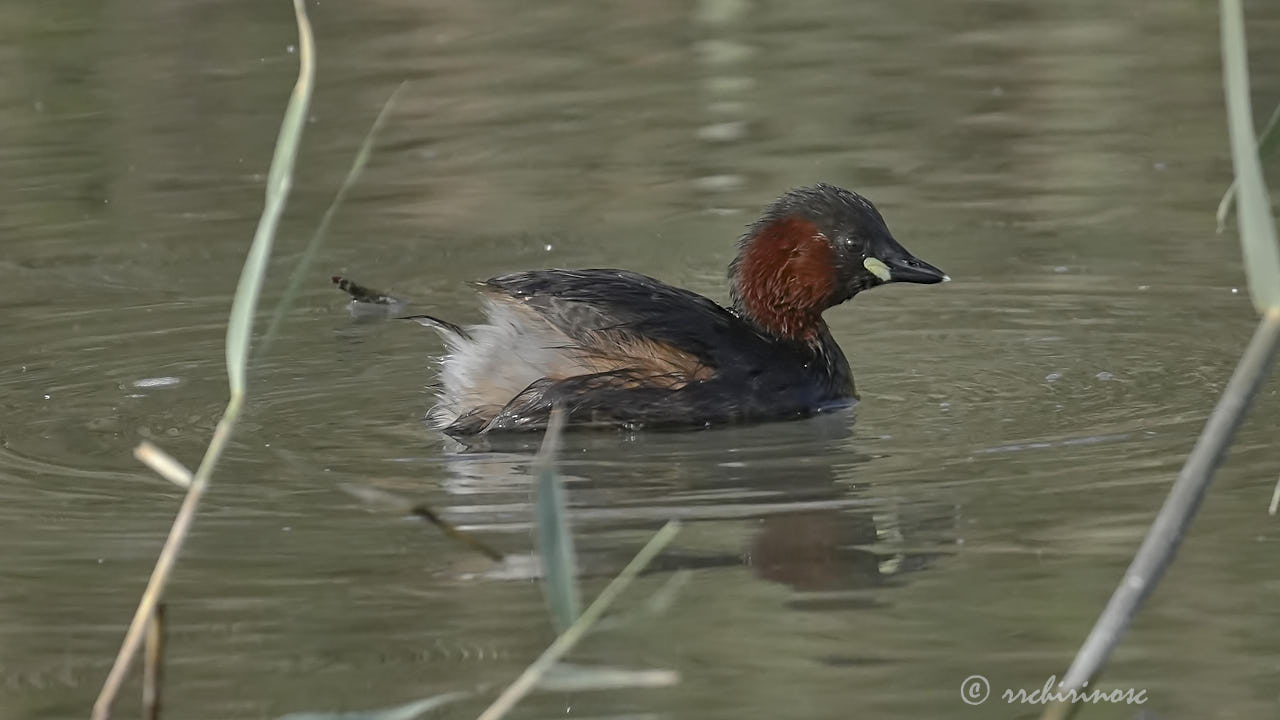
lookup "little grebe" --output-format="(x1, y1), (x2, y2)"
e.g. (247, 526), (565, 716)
(396, 184), (947, 435)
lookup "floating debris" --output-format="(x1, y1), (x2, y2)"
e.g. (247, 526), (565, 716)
(332, 276), (408, 317)
(332, 276), (403, 305)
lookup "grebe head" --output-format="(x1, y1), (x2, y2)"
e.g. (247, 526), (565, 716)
(729, 183), (948, 342)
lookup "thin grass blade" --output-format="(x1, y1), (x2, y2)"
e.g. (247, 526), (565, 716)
(340, 482), (418, 514)
(533, 408), (580, 632)
(1221, 0), (1280, 311)
(225, 0), (317, 395)
(257, 82), (407, 359)
(1038, 8), (1280, 716)
(277, 691), (471, 720)
(1217, 100), (1280, 232)
(142, 604), (165, 720)
(90, 3), (315, 718)
(475, 520), (682, 720)
(1046, 311), (1280, 717)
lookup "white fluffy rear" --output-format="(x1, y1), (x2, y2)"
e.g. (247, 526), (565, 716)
(428, 297), (592, 429)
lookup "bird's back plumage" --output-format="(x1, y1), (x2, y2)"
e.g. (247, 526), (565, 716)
(427, 269), (852, 435)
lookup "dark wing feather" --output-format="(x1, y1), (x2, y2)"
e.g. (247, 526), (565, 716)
(481, 269), (776, 370)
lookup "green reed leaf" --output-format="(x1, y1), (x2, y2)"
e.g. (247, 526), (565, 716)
(1220, 0), (1280, 311)
(533, 408), (580, 632)
(476, 521), (682, 720)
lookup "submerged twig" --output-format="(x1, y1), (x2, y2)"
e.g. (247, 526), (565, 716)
(410, 504), (504, 563)
(142, 604), (166, 720)
(1045, 310), (1280, 718)
(474, 520), (682, 720)
(91, 3), (315, 718)
(340, 484), (504, 562)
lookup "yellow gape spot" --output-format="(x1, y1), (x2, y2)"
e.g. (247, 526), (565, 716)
(863, 257), (892, 282)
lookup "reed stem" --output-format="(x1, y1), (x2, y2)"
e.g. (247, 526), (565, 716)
(90, 2), (314, 717)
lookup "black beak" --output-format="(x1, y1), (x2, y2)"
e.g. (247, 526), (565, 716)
(883, 254), (949, 284)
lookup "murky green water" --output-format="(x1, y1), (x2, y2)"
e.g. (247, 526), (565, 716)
(4, 1), (1280, 718)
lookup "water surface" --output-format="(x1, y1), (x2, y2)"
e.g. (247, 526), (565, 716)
(4, 1), (1280, 718)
